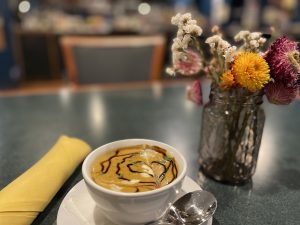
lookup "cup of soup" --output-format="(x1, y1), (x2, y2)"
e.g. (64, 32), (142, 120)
(82, 139), (187, 225)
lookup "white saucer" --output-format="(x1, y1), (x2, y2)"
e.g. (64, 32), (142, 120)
(57, 176), (213, 225)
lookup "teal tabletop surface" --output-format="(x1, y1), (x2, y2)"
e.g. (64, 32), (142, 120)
(0, 82), (299, 225)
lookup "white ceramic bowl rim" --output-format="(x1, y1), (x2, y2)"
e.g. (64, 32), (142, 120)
(82, 139), (187, 197)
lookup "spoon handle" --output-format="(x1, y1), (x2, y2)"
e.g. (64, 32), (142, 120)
(145, 221), (173, 225)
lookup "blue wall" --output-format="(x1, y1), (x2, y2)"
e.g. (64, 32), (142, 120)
(0, 0), (18, 89)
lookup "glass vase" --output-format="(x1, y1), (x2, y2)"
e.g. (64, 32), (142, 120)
(199, 84), (265, 185)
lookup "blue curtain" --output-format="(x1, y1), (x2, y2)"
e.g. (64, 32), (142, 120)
(195, 0), (211, 18)
(0, 0), (18, 89)
(294, 0), (300, 21)
(171, 0), (194, 7)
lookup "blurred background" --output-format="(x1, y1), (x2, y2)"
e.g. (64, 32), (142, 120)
(0, 0), (300, 90)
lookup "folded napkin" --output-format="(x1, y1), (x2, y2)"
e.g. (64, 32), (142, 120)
(0, 135), (91, 225)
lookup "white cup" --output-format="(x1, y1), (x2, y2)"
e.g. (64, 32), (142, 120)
(82, 139), (187, 225)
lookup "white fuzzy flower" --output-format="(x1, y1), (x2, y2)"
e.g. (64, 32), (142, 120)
(205, 36), (219, 49)
(224, 46), (237, 63)
(258, 37), (266, 44)
(183, 24), (202, 36)
(182, 34), (192, 49)
(206, 35), (231, 54)
(208, 43), (215, 49)
(235, 30), (266, 52)
(249, 32), (262, 40)
(205, 35), (222, 44)
(179, 13), (192, 24)
(171, 12), (202, 39)
(171, 39), (182, 51)
(173, 37), (181, 44)
(172, 52), (182, 64)
(191, 25), (203, 36)
(171, 13), (181, 25)
(219, 40), (231, 50)
(234, 30), (250, 41)
(249, 40), (259, 48)
(166, 67), (175, 75)
(177, 29), (185, 39)
(186, 19), (197, 25)
(170, 12), (204, 73)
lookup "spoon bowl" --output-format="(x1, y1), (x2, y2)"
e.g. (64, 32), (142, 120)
(149, 190), (217, 225)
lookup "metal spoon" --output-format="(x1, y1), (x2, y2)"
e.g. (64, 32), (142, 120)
(148, 190), (217, 225)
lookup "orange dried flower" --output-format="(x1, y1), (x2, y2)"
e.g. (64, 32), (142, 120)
(232, 52), (270, 92)
(220, 70), (235, 89)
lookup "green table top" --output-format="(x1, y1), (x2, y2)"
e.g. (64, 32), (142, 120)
(0, 82), (299, 225)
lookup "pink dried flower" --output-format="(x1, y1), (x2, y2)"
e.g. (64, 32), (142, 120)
(187, 79), (203, 105)
(174, 49), (202, 76)
(265, 81), (299, 105)
(204, 65), (213, 76)
(264, 36), (300, 87)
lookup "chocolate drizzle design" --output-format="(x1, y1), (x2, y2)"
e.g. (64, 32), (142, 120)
(91, 145), (178, 193)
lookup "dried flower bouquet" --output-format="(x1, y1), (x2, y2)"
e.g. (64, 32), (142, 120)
(167, 13), (300, 105)
(167, 13), (300, 184)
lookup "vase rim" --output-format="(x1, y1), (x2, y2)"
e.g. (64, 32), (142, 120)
(209, 85), (264, 105)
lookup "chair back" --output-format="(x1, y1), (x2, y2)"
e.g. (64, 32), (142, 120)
(60, 35), (166, 85)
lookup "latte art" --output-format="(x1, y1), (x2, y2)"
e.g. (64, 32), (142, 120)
(91, 145), (178, 193)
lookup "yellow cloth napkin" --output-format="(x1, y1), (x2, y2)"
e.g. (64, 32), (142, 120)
(0, 135), (91, 225)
